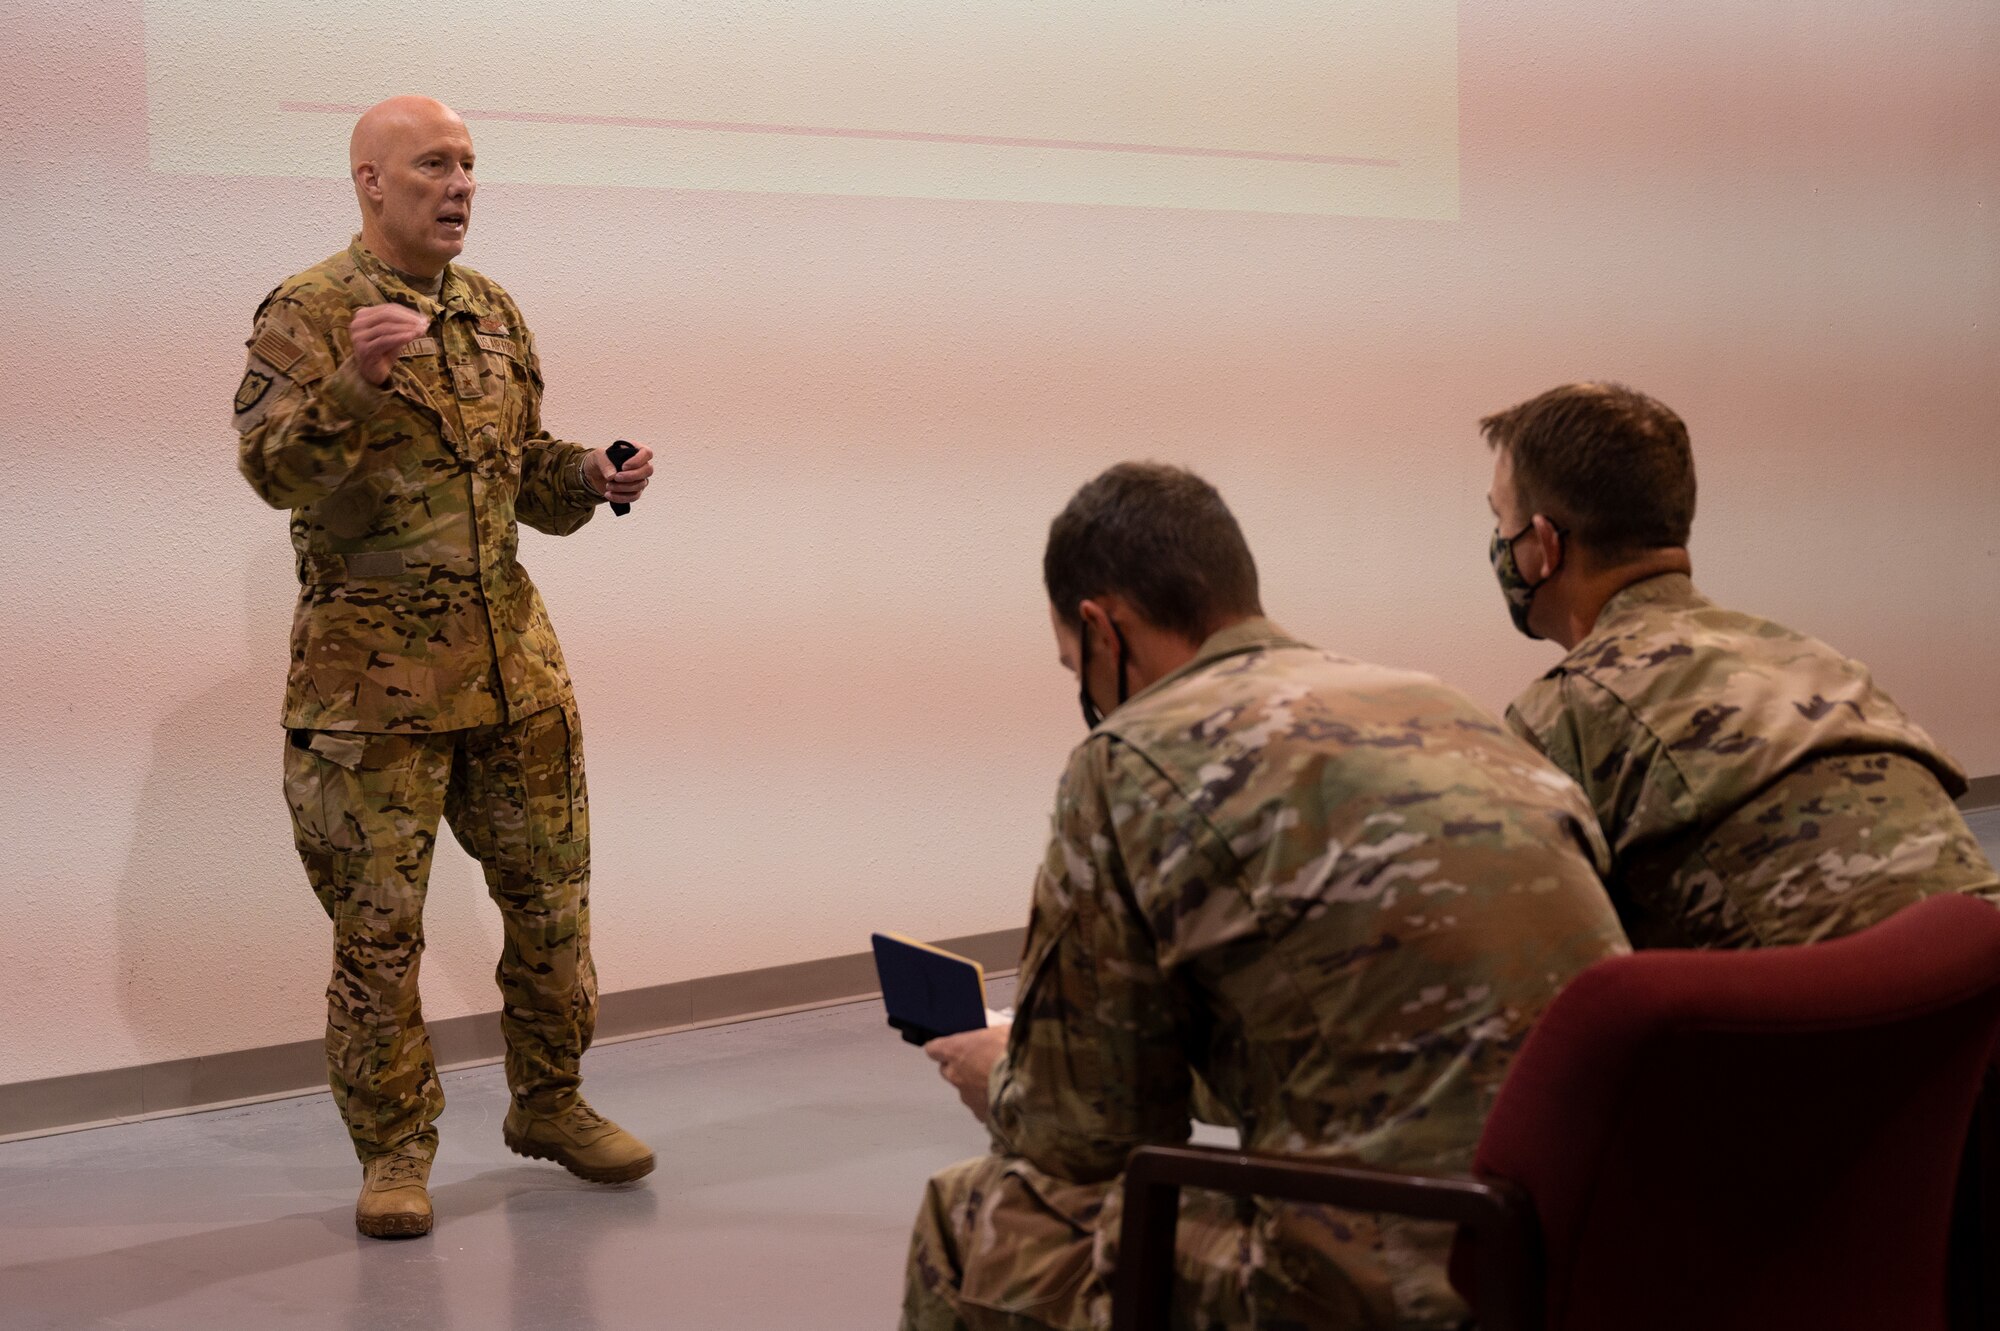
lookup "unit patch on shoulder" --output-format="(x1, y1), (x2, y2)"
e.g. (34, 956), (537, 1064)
(235, 369), (274, 414)
(251, 326), (306, 374)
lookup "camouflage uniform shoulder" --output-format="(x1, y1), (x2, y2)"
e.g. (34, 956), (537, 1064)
(1109, 628), (1504, 754)
(1516, 572), (1969, 866)
(1570, 577), (1956, 765)
(1504, 668), (1594, 780)
(1528, 573), (1818, 752)
(259, 249), (377, 319)
(243, 249), (371, 388)
(1547, 572), (1903, 706)
(1099, 624), (1602, 856)
(1506, 668), (1568, 741)
(1544, 573), (1716, 685)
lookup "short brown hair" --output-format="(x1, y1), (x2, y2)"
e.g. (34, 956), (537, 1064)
(1044, 462), (1262, 641)
(1481, 382), (1696, 558)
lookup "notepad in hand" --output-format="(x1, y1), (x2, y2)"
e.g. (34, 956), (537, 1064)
(871, 932), (988, 1046)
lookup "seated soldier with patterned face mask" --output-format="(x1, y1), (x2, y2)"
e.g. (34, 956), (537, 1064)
(1481, 381), (1998, 949)
(902, 462), (1629, 1331)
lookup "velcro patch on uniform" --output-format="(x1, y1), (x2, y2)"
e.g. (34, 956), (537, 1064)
(477, 316), (511, 336)
(342, 550), (407, 578)
(235, 369), (274, 414)
(233, 363), (292, 431)
(451, 360), (485, 399)
(398, 336), (441, 358)
(474, 331), (519, 357)
(251, 326), (307, 374)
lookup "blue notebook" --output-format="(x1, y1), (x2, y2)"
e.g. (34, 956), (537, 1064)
(871, 933), (989, 1046)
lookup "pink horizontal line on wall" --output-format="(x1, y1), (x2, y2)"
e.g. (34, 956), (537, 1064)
(279, 102), (1400, 169)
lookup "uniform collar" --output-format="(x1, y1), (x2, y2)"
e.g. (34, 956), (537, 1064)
(1547, 572), (1708, 679)
(347, 237), (490, 319)
(1593, 570), (1707, 631)
(1124, 616), (1308, 709)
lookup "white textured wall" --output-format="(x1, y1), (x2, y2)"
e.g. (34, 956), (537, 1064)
(1, 1), (1995, 1086)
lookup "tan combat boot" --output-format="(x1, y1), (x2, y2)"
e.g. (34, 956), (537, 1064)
(355, 1148), (434, 1239)
(503, 1100), (655, 1184)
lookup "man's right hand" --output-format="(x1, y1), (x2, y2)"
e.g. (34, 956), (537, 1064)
(349, 303), (432, 385)
(925, 1023), (1012, 1125)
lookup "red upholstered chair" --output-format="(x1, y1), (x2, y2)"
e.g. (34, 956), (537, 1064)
(1112, 893), (2000, 1331)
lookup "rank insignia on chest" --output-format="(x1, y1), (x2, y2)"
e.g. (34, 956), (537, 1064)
(235, 369), (274, 414)
(451, 359), (484, 400)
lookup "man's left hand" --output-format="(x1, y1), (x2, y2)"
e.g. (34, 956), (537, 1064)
(925, 1023), (1011, 1125)
(585, 443), (655, 506)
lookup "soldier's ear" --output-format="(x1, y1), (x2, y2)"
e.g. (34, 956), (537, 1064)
(1530, 514), (1566, 580)
(1072, 595), (1120, 659)
(353, 161), (383, 203)
(1076, 599), (1115, 656)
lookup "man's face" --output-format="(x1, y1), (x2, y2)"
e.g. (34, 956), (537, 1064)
(367, 113), (477, 276)
(1488, 444), (1555, 579)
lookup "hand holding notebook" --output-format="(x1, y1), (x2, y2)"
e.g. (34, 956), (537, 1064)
(925, 1023), (1010, 1125)
(874, 933), (1017, 1124)
(870, 932), (990, 1045)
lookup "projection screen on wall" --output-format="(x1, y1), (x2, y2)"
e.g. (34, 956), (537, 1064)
(145, 0), (1458, 217)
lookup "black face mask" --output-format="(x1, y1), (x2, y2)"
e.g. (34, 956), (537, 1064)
(1077, 615), (1131, 730)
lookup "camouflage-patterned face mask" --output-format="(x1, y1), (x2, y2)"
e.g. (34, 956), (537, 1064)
(1490, 522), (1562, 640)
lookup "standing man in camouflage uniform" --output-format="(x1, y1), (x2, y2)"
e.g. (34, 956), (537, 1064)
(237, 96), (656, 1239)
(902, 463), (1629, 1330)
(1481, 381), (1998, 949)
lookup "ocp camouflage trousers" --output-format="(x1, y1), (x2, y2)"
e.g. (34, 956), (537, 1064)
(900, 1153), (1467, 1331)
(283, 702), (596, 1162)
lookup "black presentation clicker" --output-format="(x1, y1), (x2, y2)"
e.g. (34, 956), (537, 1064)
(604, 440), (638, 516)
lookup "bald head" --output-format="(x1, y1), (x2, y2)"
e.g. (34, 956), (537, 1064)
(350, 96), (463, 174)
(349, 96), (477, 280)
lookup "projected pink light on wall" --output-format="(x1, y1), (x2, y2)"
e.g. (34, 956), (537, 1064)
(278, 101), (1402, 170)
(147, 0), (1458, 216)
(2, 0), (1990, 1088)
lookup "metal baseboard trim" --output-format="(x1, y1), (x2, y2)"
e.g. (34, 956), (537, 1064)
(0, 927), (1024, 1144)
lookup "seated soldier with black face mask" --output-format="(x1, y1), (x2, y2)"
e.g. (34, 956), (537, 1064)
(1481, 381), (1998, 949)
(902, 462), (1628, 1331)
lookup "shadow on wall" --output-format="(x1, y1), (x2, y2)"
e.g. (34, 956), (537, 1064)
(110, 555), (499, 1072)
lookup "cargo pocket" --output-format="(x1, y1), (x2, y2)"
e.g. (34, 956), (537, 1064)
(559, 701), (588, 845)
(283, 730), (416, 865)
(284, 729), (370, 855)
(959, 1162), (1108, 1326)
(514, 703), (588, 858)
(1013, 895), (1073, 1006)
(1008, 896), (1097, 1092)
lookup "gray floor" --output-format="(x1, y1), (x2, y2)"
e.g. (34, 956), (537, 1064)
(1971, 806), (2000, 863)
(4, 812), (1997, 1331)
(0, 978), (1017, 1331)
